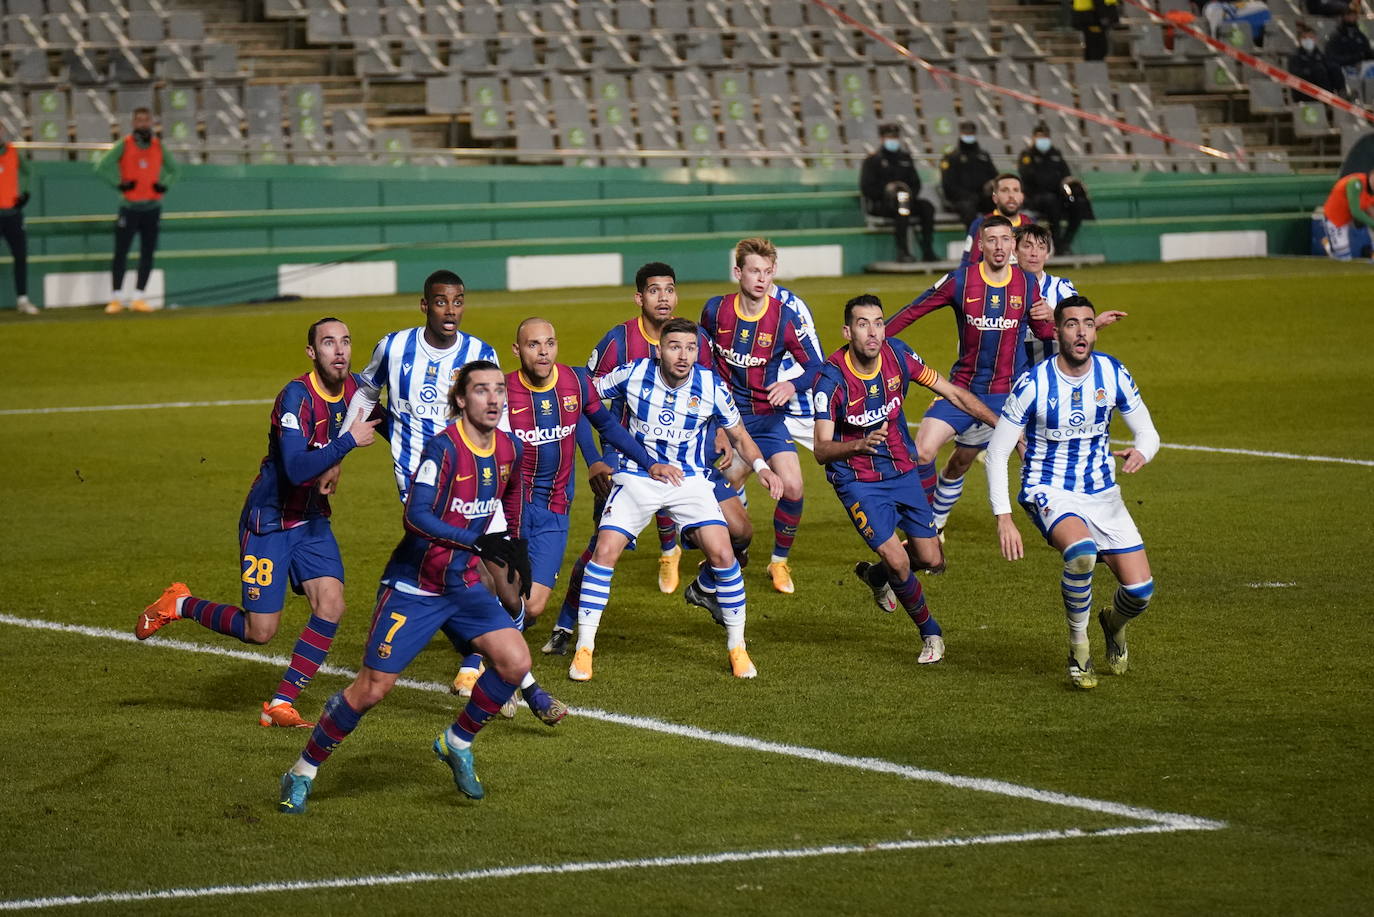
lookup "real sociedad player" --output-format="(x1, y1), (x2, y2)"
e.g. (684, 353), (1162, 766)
(568, 318), (784, 683)
(985, 295), (1160, 690)
(135, 318), (380, 728)
(886, 215), (1051, 522)
(700, 237), (823, 595)
(503, 316), (684, 625)
(813, 296), (999, 664)
(552, 264), (692, 644)
(927, 224), (1128, 538)
(278, 362), (538, 813)
(342, 269), (498, 501)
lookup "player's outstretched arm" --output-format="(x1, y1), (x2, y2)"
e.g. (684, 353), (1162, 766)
(1114, 400), (1160, 474)
(927, 373), (1000, 428)
(984, 417), (1025, 561)
(1097, 310), (1128, 326)
(886, 274), (954, 336)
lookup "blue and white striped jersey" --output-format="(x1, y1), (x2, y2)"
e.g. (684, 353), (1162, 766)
(1001, 351), (1146, 497)
(357, 327), (498, 499)
(593, 358), (740, 477)
(1021, 272), (1079, 367)
(772, 283), (822, 420)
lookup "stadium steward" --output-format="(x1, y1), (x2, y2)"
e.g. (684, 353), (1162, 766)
(96, 108), (178, 314)
(0, 124), (35, 314)
(860, 122), (938, 263)
(940, 120), (998, 229)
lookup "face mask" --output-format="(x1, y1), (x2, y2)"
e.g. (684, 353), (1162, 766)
(882, 139), (901, 152)
(1034, 137), (1052, 153)
(134, 128), (153, 142)
(1300, 38), (1316, 51)
(959, 134), (976, 145)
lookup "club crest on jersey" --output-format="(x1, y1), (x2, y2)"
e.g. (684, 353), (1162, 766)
(757, 332), (773, 348)
(539, 398), (553, 415)
(1094, 387), (1108, 406)
(886, 375), (900, 392)
(687, 395), (700, 409)
(1010, 295), (1022, 307)
(499, 462), (511, 482)
(562, 394), (578, 413)
(449, 368), (460, 384)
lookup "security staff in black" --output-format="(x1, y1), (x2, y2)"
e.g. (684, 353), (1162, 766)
(939, 120), (997, 230)
(1072, 0), (1119, 61)
(860, 123), (937, 262)
(1018, 123), (1089, 255)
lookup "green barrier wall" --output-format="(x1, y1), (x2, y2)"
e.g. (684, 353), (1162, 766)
(3, 161), (1335, 308)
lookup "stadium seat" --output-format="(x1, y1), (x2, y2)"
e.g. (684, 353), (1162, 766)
(306, 9), (343, 43)
(538, 1), (578, 34)
(422, 3), (460, 38)
(127, 11), (163, 45)
(204, 44), (243, 79)
(1002, 23), (1047, 62)
(495, 37), (541, 74)
(954, 27), (999, 63)
(462, 0), (499, 36)
(159, 85), (198, 147)
(552, 73), (590, 102)
(64, 49), (105, 86)
(615, 0), (653, 31)
(509, 76), (548, 105)
(372, 128), (411, 166)
(424, 75), (462, 115)
(1247, 78), (1286, 115)
(168, 10), (205, 42)
(468, 77), (511, 138)
(546, 35), (591, 72)
(27, 88), (67, 160)
(554, 102), (597, 166)
(450, 38), (495, 74)
(1292, 101), (1335, 139)
(591, 34), (639, 70)
(654, 1), (691, 29)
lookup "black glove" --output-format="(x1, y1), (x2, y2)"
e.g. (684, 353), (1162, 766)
(15, 192), (29, 209)
(117, 180), (136, 191)
(472, 533), (532, 599)
(152, 182), (167, 194)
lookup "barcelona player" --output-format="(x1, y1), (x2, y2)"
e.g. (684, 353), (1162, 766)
(569, 319), (783, 683)
(886, 215), (1050, 523)
(278, 362), (536, 812)
(813, 296), (998, 664)
(700, 238), (823, 594)
(960, 173), (1034, 267)
(929, 224), (1127, 539)
(985, 296), (1159, 689)
(134, 317), (380, 728)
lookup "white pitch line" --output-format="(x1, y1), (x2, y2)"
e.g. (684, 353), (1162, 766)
(0, 823), (1203, 912)
(0, 399), (271, 416)
(2, 397), (1368, 469)
(0, 613), (1225, 832)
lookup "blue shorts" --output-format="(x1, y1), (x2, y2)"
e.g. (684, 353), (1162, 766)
(238, 517), (344, 614)
(833, 472), (936, 550)
(707, 465), (742, 502)
(522, 502), (571, 589)
(741, 413), (795, 460)
(923, 393), (1009, 445)
(364, 582), (515, 673)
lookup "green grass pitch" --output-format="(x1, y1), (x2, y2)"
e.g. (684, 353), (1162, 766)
(1, 257), (1370, 914)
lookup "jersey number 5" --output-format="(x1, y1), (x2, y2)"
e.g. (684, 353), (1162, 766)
(241, 555), (274, 586)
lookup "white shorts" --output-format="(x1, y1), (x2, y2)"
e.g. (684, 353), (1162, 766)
(783, 413), (815, 452)
(1324, 217), (1351, 261)
(1019, 483), (1143, 554)
(953, 421), (995, 448)
(599, 473), (726, 542)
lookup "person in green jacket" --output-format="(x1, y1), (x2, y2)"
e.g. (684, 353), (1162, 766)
(94, 108), (178, 313)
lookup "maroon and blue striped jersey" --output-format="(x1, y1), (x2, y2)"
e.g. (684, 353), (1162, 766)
(813, 340), (939, 485)
(699, 292), (823, 417)
(382, 423), (523, 595)
(506, 364), (658, 515)
(961, 211), (1035, 266)
(886, 263), (1049, 396)
(240, 371), (362, 535)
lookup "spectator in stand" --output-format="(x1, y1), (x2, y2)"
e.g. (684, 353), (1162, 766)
(861, 123), (938, 263)
(1018, 123), (1090, 256)
(940, 120), (997, 230)
(1071, 0), (1120, 61)
(1326, 5), (1374, 79)
(1290, 22), (1348, 99)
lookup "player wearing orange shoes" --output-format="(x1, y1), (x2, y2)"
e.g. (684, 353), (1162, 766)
(135, 317), (379, 727)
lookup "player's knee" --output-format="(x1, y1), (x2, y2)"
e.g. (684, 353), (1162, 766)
(489, 645), (531, 685)
(730, 533), (752, 565)
(524, 592), (549, 619)
(244, 614), (279, 644)
(1062, 538), (1097, 575)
